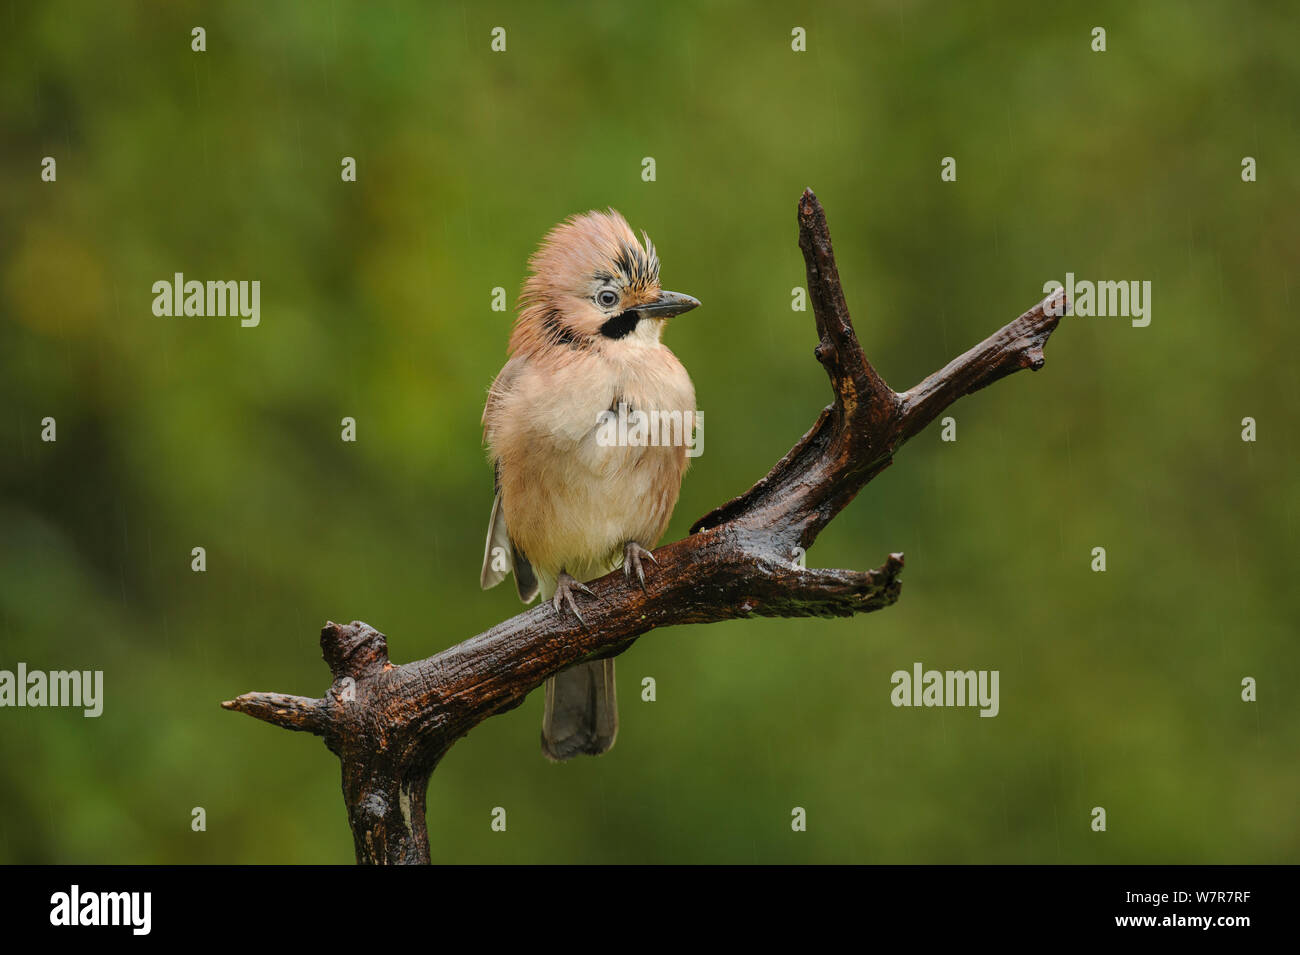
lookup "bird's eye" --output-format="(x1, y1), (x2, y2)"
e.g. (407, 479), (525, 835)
(596, 289), (620, 309)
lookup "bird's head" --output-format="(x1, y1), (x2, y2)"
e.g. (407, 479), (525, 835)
(510, 209), (699, 354)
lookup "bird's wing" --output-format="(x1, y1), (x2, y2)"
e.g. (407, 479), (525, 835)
(481, 357), (539, 603)
(480, 464), (539, 603)
(512, 539), (538, 603)
(480, 481), (512, 591)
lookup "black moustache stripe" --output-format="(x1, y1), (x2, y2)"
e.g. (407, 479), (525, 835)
(599, 309), (641, 339)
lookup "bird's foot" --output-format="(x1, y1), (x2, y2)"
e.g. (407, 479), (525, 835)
(622, 541), (658, 593)
(552, 571), (596, 627)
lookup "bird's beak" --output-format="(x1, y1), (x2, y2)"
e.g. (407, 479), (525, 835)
(639, 290), (700, 319)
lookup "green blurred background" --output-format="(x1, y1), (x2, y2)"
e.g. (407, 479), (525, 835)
(1, 0), (1296, 864)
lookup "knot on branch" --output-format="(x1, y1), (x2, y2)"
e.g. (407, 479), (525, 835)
(322, 620), (389, 680)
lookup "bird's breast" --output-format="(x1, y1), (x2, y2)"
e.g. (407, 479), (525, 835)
(490, 347), (696, 580)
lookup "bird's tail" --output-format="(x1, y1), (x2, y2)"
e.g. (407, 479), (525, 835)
(541, 658), (618, 761)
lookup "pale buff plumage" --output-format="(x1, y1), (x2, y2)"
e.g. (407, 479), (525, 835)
(481, 209), (698, 760)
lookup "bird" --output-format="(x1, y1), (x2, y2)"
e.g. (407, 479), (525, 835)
(480, 209), (700, 761)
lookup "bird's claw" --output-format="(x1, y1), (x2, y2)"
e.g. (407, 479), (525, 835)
(552, 572), (594, 627)
(623, 541), (657, 593)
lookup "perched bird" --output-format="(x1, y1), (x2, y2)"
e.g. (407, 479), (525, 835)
(481, 209), (700, 761)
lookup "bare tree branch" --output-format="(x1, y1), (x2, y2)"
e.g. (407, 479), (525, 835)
(224, 189), (1067, 864)
(220, 692), (328, 734)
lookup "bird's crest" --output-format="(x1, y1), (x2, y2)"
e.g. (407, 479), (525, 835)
(509, 209), (661, 354)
